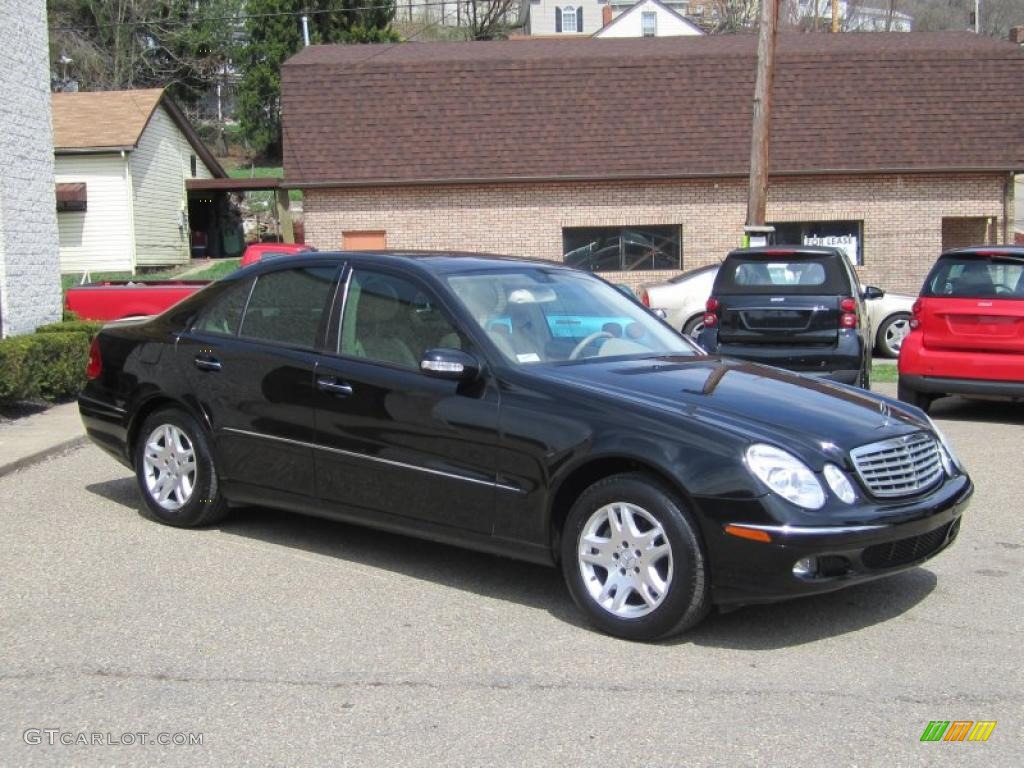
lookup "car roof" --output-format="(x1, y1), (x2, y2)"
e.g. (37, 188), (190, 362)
(939, 245), (1024, 259)
(242, 249), (575, 276)
(725, 246), (844, 259)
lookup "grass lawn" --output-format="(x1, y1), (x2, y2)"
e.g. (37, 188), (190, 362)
(226, 165), (302, 203)
(187, 258), (240, 281)
(872, 361), (899, 383)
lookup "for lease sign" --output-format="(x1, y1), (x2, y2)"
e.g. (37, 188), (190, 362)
(803, 234), (860, 265)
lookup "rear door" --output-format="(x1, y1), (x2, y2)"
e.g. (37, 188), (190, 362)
(178, 264), (341, 498)
(714, 255), (843, 346)
(919, 253), (1024, 354)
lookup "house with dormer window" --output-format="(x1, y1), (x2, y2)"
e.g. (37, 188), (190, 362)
(519, 0), (700, 37)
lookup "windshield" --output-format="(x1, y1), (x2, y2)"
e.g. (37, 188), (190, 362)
(923, 256), (1024, 299)
(447, 268), (699, 365)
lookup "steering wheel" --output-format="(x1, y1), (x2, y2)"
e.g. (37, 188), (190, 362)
(569, 331), (613, 360)
(993, 284), (1013, 295)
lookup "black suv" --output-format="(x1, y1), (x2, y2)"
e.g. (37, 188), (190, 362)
(698, 246), (878, 388)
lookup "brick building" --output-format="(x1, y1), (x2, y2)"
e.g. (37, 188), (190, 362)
(0, 0), (61, 336)
(282, 34), (1024, 296)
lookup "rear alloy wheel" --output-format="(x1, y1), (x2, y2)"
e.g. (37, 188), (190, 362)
(682, 315), (705, 341)
(135, 408), (228, 527)
(561, 473), (709, 641)
(876, 313), (911, 359)
(897, 380), (933, 414)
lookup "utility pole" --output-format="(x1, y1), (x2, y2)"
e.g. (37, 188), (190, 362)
(974, 0), (980, 34)
(831, 0), (839, 33)
(746, 0), (780, 230)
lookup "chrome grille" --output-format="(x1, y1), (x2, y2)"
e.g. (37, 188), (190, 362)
(849, 432), (944, 498)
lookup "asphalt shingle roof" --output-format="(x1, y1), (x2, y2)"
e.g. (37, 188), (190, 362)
(281, 33), (1024, 187)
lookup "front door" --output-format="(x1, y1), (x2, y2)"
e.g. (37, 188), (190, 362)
(178, 264), (341, 499)
(312, 267), (501, 534)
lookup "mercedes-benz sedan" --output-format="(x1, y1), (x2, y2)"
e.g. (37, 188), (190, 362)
(79, 252), (972, 641)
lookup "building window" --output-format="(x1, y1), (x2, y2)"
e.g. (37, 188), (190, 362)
(642, 11), (657, 37)
(562, 6), (578, 33)
(190, 154), (197, 177)
(770, 220), (864, 266)
(55, 182), (87, 212)
(562, 226), (681, 272)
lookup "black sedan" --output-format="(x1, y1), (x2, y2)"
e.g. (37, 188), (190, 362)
(79, 252), (972, 641)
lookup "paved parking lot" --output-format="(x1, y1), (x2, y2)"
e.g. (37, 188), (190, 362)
(1, 388), (1022, 767)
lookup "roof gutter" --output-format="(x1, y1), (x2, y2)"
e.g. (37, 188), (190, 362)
(284, 165), (1024, 190)
(55, 146), (135, 155)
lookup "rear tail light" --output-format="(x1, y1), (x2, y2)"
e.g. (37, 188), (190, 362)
(640, 289), (650, 307)
(839, 296), (858, 329)
(86, 337), (102, 380)
(704, 297), (719, 328)
(909, 298), (922, 330)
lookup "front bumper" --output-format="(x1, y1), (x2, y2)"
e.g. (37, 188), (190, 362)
(697, 474), (973, 606)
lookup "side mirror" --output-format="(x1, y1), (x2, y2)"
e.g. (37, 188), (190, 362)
(420, 348), (480, 382)
(862, 285), (885, 301)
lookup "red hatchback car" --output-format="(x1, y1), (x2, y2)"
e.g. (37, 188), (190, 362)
(899, 246), (1024, 412)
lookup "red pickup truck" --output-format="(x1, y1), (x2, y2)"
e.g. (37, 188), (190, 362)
(65, 243), (313, 321)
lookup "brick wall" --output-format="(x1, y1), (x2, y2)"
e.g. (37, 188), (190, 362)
(304, 172), (1008, 295)
(0, 0), (61, 337)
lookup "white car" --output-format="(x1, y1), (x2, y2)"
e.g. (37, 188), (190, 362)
(641, 264), (914, 358)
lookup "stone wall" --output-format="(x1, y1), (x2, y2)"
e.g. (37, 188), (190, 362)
(0, 0), (61, 337)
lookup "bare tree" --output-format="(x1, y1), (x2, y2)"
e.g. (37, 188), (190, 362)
(710, 0), (760, 32)
(461, 0), (519, 39)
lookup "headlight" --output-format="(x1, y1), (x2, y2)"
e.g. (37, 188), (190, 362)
(745, 444), (826, 510)
(925, 416), (964, 476)
(823, 463), (857, 504)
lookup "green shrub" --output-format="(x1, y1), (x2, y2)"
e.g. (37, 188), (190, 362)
(0, 332), (91, 404)
(35, 320), (104, 339)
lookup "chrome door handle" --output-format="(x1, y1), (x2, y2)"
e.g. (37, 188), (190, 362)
(194, 356), (222, 372)
(316, 378), (353, 396)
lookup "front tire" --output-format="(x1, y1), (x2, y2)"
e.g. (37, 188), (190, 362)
(561, 473), (709, 641)
(134, 408), (228, 527)
(897, 379), (933, 413)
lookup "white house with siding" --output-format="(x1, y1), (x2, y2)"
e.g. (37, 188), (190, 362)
(595, 0), (704, 37)
(52, 89), (225, 273)
(519, 0), (698, 36)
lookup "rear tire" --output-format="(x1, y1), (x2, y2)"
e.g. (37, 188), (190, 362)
(897, 380), (933, 413)
(682, 315), (705, 341)
(134, 408), (229, 527)
(560, 472), (710, 641)
(876, 313), (911, 359)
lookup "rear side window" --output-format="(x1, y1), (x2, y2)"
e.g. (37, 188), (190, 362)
(715, 255), (847, 294)
(193, 279), (253, 336)
(239, 267), (338, 348)
(923, 257), (1024, 299)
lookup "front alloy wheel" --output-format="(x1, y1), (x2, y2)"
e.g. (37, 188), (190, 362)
(561, 472), (709, 641)
(578, 503), (673, 619)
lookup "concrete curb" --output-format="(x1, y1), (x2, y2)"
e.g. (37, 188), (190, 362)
(0, 435), (89, 480)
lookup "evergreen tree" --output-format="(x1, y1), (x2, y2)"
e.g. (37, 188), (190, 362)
(237, 0), (399, 160)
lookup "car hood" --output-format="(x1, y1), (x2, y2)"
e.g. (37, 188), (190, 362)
(535, 356), (929, 465)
